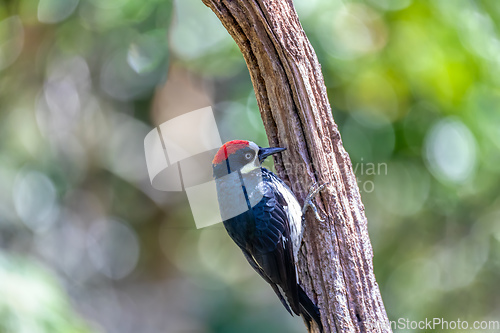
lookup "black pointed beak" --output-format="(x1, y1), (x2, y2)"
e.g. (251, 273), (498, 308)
(258, 146), (286, 163)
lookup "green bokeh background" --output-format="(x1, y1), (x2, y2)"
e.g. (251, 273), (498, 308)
(1, 0), (499, 332)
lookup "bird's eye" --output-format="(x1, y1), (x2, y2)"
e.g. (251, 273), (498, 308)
(245, 153), (253, 160)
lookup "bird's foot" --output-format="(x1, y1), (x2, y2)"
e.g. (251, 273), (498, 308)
(302, 182), (329, 222)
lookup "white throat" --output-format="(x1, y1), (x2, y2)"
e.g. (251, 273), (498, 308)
(240, 158), (260, 174)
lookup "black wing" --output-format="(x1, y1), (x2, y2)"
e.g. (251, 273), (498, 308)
(223, 177), (301, 315)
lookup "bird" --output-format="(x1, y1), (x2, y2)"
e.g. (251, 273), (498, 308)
(212, 139), (324, 332)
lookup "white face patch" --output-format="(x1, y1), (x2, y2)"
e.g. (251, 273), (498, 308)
(248, 141), (259, 152)
(240, 141), (260, 174)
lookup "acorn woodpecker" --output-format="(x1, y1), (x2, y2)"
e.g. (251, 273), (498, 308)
(212, 140), (324, 332)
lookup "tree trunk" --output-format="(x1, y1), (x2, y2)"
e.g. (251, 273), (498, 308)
(201, 0), (392, 332)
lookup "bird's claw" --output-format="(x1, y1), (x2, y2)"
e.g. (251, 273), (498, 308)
(302, 182), (329, 222)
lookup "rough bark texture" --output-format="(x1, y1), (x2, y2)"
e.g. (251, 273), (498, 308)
(201, 1), (392, 332)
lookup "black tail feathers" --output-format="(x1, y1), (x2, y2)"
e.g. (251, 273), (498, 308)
(298, 285), (323, 333)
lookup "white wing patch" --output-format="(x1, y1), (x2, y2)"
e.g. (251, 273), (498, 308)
(271, 174), (304, 265)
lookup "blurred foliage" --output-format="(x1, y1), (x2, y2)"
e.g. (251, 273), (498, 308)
(1, 0), (500, 332)
(0, 253), (92, 333)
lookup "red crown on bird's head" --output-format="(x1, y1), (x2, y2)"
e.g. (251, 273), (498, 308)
(212, 140), (250, 165)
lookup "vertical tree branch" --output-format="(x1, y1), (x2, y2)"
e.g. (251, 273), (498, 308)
(201, 1), (391, 332)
